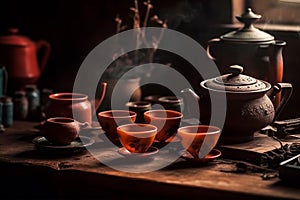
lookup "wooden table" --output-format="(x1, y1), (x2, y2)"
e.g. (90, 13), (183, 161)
(0, 121), (299, 199)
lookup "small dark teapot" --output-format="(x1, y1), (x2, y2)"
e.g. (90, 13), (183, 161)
(181, 65), (292, 144)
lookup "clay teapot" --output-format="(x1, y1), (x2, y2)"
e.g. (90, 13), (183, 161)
(206, 8), (286, 97)
(44, 82), (107, 125)
(181, 65), (292, 144)
(0, 28), (51, 93)
(40, 117), (89, 145)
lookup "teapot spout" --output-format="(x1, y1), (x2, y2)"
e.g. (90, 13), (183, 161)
(180, 88), (201, 120)
(94, 82), (107, 112)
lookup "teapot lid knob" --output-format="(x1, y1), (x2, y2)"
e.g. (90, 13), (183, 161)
(230, 65), (243, 76)
(236, 8), (261, 27)
(220, 7), (274, 43)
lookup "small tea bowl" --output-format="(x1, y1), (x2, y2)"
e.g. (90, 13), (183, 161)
(143, 95), (161, 105)
(98, 110), (137, 146)
(126, 101), (151, 123)
(40, 117), (89, 145)
(158, 96), (184, 113)
(117, 123), (157, 153)
(144, 109), (183, 143)
(177, 125), (221, 158)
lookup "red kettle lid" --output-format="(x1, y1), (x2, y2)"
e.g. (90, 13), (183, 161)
(0, 28), (34, 46)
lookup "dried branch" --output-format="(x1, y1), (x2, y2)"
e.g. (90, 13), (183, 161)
(143, 0), (153, 27)
(110, 0), (168, 79)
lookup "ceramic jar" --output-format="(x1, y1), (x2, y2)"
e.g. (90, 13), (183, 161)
(45, 93), (92, 125)
(100, 78), (142, 111)
(13, 90), (28, 120)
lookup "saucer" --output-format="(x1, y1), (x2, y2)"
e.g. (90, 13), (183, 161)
(32, 136), (95, 154)
(153, 135), (180, 148)
(117, 146), (159, 158)
(180, 149), (222, 162)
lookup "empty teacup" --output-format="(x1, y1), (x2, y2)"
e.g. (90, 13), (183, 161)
(177, 125), (221, 159)
(117, 123), (157, 153)
(126, 101), (151, 123)
(144, 109), (183, 143)
(40, 117), (89, 145)
(98, 110), (137, 146)
(158, 96), (184, 113)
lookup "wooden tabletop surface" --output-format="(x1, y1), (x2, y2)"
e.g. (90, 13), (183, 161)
(0, 121), (299, 199)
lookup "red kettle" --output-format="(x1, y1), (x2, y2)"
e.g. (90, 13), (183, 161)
(0, 28), (51, 94)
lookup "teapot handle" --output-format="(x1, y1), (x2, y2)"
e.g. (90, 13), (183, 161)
(206, 38), (220, 60)
(267, 83), (293, 122)
(36, 40), (51, 72)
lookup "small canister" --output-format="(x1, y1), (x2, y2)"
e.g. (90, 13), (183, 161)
(13, 90), (28, 120)
(25, 84), (40, 121)
(40, 88), (53, 119)
(1, 96), (13, 127)
(41, 88), (53, 108)
(0, 101), (4, 132)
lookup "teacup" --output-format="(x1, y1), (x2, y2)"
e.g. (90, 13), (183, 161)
(144, 109), (183, 143)
(143, 95), (160, 105)
(40, 117), (89, 145)
(177, 125), (221, 158)
(117, 123), (157, 153)
(98, 110), (137, 146)
(126, 101), (151, 123)
(158, 96), (184, 113)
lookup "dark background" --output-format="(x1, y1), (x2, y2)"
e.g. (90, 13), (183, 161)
(0, 0), (299, 119)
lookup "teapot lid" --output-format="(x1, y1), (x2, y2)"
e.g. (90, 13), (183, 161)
(220, 8), (274, 43)
(201, 65), (271, 93)
(0, 28), (33, 46)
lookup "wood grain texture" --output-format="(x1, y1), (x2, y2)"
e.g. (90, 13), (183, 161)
(0, 121), (299, 199)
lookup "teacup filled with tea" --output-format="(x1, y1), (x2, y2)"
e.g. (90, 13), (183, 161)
(98, 110), (137, 146)
(177, 125), (221, 159)
(117, 123), (157, 153)
(144, 109), (183, 143)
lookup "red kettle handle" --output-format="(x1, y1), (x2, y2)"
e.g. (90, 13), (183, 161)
(36, 40), (51, 72)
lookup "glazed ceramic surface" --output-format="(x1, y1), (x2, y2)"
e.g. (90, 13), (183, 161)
(0, 28), (51, 92)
